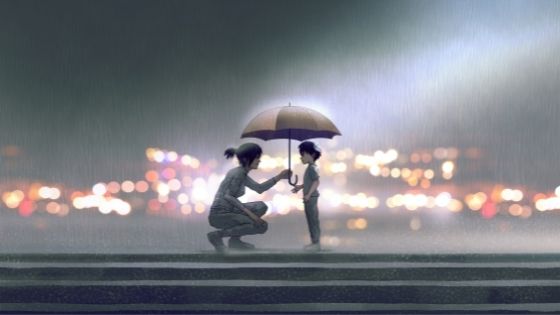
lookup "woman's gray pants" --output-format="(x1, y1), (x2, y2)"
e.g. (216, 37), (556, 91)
(208, 201), (268, 237)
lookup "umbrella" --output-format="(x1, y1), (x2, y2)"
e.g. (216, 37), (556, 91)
(241, 104), (341, 186)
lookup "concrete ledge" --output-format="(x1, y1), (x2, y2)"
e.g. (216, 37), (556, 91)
(3, 303), (560, 314)
(2, 253), (560, 313)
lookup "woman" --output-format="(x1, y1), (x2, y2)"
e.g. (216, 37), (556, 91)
(207, 142), (291, 252)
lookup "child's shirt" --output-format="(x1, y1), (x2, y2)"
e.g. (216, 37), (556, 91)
(303, 163), (320, 197)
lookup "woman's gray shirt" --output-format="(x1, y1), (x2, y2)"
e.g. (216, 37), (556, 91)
(210, 166), (277, 214)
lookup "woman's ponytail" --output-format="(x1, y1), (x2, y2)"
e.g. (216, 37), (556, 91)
(224, 148), (236, 159)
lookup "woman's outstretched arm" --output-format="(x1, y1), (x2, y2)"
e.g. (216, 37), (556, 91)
(245, 169), (291, 193)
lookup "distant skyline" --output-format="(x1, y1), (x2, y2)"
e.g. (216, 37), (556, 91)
(1, 0), (559, 188)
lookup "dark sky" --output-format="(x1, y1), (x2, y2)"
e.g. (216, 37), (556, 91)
(1, 0), (560, 188)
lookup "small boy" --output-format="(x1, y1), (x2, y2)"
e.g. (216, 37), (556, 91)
(292, 141), (322, 252)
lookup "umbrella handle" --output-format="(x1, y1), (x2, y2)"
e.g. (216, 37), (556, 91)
(288, 174), (299, 186)
(287, 130), (299, 186)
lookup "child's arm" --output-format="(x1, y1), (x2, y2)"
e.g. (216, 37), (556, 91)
(291, 184), (303, 193)
(304, 180), (320, 201)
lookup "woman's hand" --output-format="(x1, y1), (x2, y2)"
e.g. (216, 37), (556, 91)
(244, 208), (267, 226)
(277, 169), (292, 180)
(253, 216), (267, 226)
(291, 185), (303, 193)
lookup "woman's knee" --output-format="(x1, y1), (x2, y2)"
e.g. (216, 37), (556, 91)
(253, 202), (268, 217)
(208, 216), (217, 228)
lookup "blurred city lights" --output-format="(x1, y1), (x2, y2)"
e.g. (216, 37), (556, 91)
(194, 202), (206, 214)
(508, 204), (523, 216)
(168, 179), (182, 191)
(501, 188), (524, 202)
(447, 199), (463, 212)
(435, 192), (452, 208)
(347, 218), (368, 230)
(38, 186), (61, 199)
(177, 193), (189, 205)
(181, 204), (193, 215)
(3, 190), (25, 209)
(107, 181), (121, 194)
(442, 161), (455, 180)
(424, 169), (435, 179)
(121, 181), (135, 193)
(92, 183), (107, 196)
(465, 192), (488, 211)
(18, 200), (34, 217)
(481, 202), (498, 219)
(153, 150), (165, 163)
(0, 145), (555, 225)
(190, 158), (201, 169)
(145, 148), (156, 161)
(410, 217), (422, 231)
(145, 170), (159, 182)
(157, 183), (170, 196)
(329, 162), (347, 173)
(166, 151), (178, 162)
(135, 181), (149, 193)
(46, 201), (61, 214)
(181, 155), (192, 166)
(162, 168), (176, 180)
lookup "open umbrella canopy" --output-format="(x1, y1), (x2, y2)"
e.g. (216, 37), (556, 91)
(241, 105), (341, 141)
(241, 104), (341, 186)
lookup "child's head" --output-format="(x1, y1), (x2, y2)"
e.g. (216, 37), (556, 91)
(298, 141), (321, 162)
(224, 142), (263, 168)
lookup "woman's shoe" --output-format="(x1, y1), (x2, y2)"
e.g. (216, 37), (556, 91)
(228, 237), (256, 250)
(207, 231), (226, 253)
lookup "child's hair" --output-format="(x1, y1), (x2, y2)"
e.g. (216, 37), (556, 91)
(224, 143), (263, 167)
(298, 141), (322, 161)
